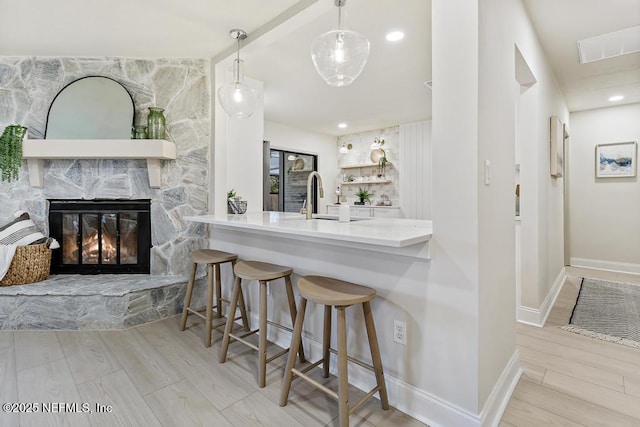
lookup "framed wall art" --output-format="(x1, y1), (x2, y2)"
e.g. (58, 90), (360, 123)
(550, 116), (563, 178)
(595, 141), (637, 178)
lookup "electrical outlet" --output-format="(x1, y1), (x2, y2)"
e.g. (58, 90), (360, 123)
(393, 320), (407, 345)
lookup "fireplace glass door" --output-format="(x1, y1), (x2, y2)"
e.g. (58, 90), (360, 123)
(49, 200), (151, 274)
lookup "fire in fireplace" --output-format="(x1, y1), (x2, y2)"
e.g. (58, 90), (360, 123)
(48, 199), (151, 274)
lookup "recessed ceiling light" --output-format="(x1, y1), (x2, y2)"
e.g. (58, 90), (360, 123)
(338, 123), (347, 129)
(386, 31), (404, 42)
(608, 95), (624, 102)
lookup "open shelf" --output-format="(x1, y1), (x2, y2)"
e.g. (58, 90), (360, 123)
(340, 180), (392, 185)
(338, 162), (392, 169)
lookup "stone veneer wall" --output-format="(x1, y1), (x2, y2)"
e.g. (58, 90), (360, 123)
(0, 57), (210, 275)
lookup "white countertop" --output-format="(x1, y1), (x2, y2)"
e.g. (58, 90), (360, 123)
(185, 211), (432, 249)
(328, 204), (400, 209)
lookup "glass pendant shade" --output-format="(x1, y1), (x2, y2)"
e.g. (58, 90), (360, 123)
(218, 58), (257, 119)
(311, 29), (370, 87)
(218, 30), (257, 119)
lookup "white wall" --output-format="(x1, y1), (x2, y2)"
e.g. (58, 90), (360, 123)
(400, 121), (431, 219)
(434, 0), (570, 418)
(264, 120), (337, 214)
(212, 65), (265, 215)
(505, 0), (569, 322)
(432, 0), (483, 416)
(569, 103), (640, 273)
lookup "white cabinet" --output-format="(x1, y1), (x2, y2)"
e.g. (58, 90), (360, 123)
(327, 206), (401, 218)
(373, 207), (402, 218)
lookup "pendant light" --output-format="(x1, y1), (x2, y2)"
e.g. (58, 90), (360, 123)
(217, 29), (257, 119)
(310, 0), (370, 87)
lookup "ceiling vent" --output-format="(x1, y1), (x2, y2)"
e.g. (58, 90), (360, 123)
(577, 25), (640, 64)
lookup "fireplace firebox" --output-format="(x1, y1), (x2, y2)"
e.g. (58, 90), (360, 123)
(48, 199), (151, 274)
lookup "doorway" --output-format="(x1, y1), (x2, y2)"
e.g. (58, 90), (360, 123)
(266, 149), (318, 213)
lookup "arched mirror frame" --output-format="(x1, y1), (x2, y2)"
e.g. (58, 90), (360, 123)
(44, 76), (135, 139)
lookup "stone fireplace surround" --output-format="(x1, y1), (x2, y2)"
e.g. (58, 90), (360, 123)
(0, 56), (211, 329)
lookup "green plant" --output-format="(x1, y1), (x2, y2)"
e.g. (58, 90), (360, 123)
(227, 189), (241, 200)
(355, 187), (372, 203)
(269, 175), (279, 194)
(378, 156), (388, 177)
(0, 125), (27, 182)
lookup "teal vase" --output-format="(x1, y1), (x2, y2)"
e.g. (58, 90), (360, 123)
(147, 107), (166, 139)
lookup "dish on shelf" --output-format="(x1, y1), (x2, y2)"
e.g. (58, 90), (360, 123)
(370, 148), (386, 163)
(292, 158), (305, 170)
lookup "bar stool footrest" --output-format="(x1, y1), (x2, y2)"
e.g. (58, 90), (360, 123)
(266, 319), (294, 333)
(328, 347), (376, 372)
(265, 347), (290, 363)
(186, 308), (241, 330)
(349, 386), (382, 415)
(291, 367), (339, 400)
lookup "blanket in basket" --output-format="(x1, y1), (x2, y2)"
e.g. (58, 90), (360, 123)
(0, 211), (59, 281)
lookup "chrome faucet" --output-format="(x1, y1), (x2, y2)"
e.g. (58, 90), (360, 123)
(305, 171), (324, 219)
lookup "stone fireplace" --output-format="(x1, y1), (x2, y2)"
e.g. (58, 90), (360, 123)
(0, 56), (212, 329)
(48, 199), (151, 274)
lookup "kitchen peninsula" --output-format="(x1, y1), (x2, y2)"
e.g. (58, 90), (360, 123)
(185, 211), (431, 259)
(185, 211), (433, 414)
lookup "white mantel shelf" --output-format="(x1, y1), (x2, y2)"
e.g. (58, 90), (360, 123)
(22, 139), (177, 189)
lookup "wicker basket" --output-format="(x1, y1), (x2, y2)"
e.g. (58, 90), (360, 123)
(0, 243), (51, 286)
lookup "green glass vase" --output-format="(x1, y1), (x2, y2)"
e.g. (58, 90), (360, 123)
(147, 107), (166, 139)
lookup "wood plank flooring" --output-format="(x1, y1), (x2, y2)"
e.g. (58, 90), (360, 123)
(501, 267), (640, 426)
(0, 309), (423, 427)
(2, 266), (638, 426)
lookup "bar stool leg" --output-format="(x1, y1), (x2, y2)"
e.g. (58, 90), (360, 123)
(363, 301), (389, 409)
(285, 275), (306, 363)
(219, 276), (242, 363)
(205, 263), (215, 347)
(279, 297), (307, 406)
(235, 261), (250, 332)
(323, 304), (332, 378)
(215, 263), (222, 318)
(180, 262), (197, 331)
(337, 306), (349, 427)
(259, 280), (269, 388)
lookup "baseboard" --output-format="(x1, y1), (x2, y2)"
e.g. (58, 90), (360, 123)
(479, 350), (522, 427)
(246, 311), (503, 427)
(517, 267), (566, 327)
(570, 258), (640, 275)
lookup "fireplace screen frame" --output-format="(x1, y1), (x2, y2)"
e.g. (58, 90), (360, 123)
(48, 199), (151, 274)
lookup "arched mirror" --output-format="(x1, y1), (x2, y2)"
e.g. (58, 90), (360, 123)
(45, 76), (135, 139)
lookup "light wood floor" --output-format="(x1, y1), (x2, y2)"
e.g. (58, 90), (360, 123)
(0, 310), (425, 427)
(500, 266), (640, 427)
(2, 267), (639, 427)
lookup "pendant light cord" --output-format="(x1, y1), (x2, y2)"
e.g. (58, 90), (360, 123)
(234, 37), (241, 84)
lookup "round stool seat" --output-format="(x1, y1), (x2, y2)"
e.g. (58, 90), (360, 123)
(192, 249), (238, 264)
(234, 260), (293, 281)
(298, 275), (376, 306)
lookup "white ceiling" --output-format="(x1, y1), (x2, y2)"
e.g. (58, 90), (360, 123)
(0, 0), (301, 58)
(237, 0), (432, 136)
(1, 0), (638, 136)
(523, 0), (640, 113)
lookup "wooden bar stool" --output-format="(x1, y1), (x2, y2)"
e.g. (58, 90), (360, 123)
(219, 260), (306, 388)
(280, 275), (389, 427)
(180, 249), (249, 347)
